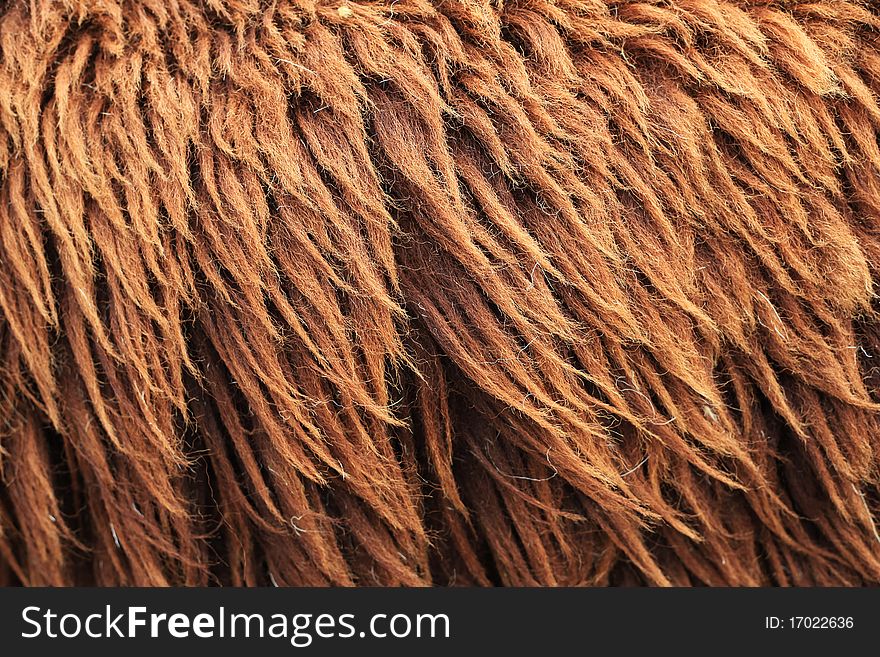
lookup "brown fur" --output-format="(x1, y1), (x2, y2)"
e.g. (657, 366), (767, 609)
(1, 0), (880, 586)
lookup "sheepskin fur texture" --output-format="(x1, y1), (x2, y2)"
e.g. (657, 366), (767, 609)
(1, 0), (880, 587)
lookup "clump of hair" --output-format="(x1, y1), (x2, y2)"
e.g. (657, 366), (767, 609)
(1, 0), (880, 586)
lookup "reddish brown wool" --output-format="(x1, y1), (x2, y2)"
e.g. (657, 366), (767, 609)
(1, 0), (880, 586)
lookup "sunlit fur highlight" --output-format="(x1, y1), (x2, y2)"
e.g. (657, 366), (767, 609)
(1, 0), (880, 586)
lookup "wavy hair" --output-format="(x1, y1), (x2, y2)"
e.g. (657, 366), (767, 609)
(1, 0), (880, 585)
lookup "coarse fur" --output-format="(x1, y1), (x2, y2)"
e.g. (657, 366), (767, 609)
(1, 0), (880, 586)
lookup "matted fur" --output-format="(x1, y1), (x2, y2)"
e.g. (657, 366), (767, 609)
(1, 0), (879, 586)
